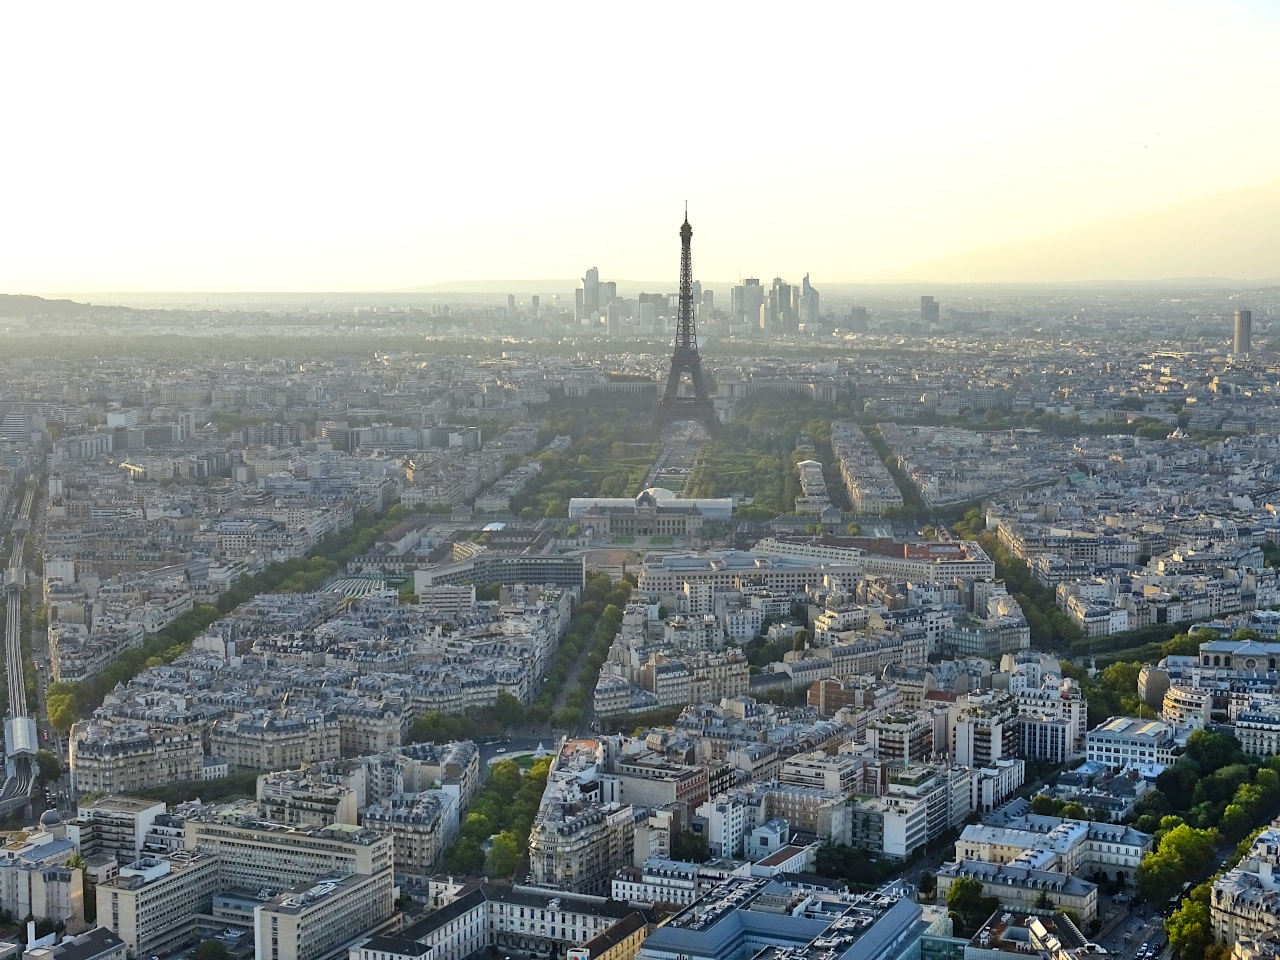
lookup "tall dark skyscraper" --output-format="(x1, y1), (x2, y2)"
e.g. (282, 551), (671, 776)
(657, 211), (718, 434)
(921, 295), (940, 329)
(1234, 308), (1252, 355)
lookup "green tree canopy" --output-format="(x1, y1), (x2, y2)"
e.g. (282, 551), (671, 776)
(34, 749), (61, 784)
(671, 830), (710, 863)
(47, 693), (77, 734)
(195, 941), (229, 960)
(1059, 801), (1087, 820)
(491, 692), (525, 729)
(1185, 728), (1244, 772)
(1137, 824), (1217, 902)
(947, 876), (998, 938)
(485, 831), (522, 877)
(1166, 883), (1220, 960)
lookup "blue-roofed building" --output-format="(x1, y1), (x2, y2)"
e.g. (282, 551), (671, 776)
(638, 876), (923, 960)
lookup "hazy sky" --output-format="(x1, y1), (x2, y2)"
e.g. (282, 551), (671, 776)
(3, 1), (1278, 292)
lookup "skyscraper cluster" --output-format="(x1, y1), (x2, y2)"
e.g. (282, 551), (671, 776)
(730, 273), (820, 334)
(574, 266), (617, 323)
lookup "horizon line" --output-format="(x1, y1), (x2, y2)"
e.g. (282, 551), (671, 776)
(9, 276), (1280, 298)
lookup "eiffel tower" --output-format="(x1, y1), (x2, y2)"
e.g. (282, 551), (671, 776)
(657, 210), (719, 434)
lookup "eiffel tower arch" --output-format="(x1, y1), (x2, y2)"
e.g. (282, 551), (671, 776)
(657, 212), (719, 435)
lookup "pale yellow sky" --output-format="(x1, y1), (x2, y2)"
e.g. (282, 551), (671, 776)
(2, 0), (1277, 292)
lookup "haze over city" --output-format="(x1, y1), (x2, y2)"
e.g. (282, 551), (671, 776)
(6, 7), (1280, 960)
(3, 0), (1279, 294)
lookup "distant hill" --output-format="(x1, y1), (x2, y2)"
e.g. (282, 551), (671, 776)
(0, 294), (96, 316)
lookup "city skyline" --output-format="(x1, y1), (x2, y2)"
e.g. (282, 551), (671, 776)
(2, 1), (1278, 293)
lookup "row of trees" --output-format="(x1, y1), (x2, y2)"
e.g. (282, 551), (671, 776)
(971, 532), (1083, 648)
(409, 692), (527, 744)
(46, 506), (410, 734)
(441, 756), (552, 878)
(507, 394), (660, 519)
(951, 510), (1241, 665)
(46, 602), (221, 734)
(1164, 826), (1268, 960)
(686, 396), (853, 519)
(533, 572), (633, 728)
(1125, 729), (1280, 959)
(864, 425), (927, 518)
(1136, 820), (1218, 902)
(404, 575), (634, 742)
(954, 515), (1218, 661)
(1139, 728), (1280, 841)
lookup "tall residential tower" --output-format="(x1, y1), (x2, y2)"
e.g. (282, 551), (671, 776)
(1234, 308), (1253, 355)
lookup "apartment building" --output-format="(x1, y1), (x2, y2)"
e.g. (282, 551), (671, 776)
(1213, 822), (1280, 943)
(362, 791), (460, 881)
(256, 770), (360, 827)
(528, 803), (636, 896)
(635, 550), (858, 605)
(1085, 716), (1180, 771)
(695, 794), (750, 858)
(754, 534), (995, 583)
(1235, 700), (1280, 757)
(65, 796), (167, 865)
(951, 692), (1017, 768)
(568, 910), (649, 960)
(868, 712), (934, 768)
(850, 761), (973, 861)
(0, 819), (84, 929)
(1162, 685), (1212, 729)
(935, 860), (1099, 923)
(69, 722), (204, 798)
(24, 927), (127, 960)
(210, 712), (341, 772)
(1015, 678), (1088, 757)
(183, 816), (393, 891)
(96, 853), (221, 958)
(255, 871), (396, 960)
(749, 782), (853, 845)
(777, 751), (865, 795)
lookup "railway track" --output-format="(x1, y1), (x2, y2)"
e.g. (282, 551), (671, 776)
(0, 483), (37, 815)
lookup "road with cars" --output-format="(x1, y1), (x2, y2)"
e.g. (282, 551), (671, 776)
(1099, 904), (1168, 960)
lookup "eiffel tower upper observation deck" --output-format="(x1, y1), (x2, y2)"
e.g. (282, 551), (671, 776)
(656, 210), (719, 435)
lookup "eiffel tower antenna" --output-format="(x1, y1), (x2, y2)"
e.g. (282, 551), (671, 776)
(657, 208), (718, 435)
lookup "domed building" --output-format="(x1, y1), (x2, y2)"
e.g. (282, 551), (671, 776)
(567, 487), (733, 539)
